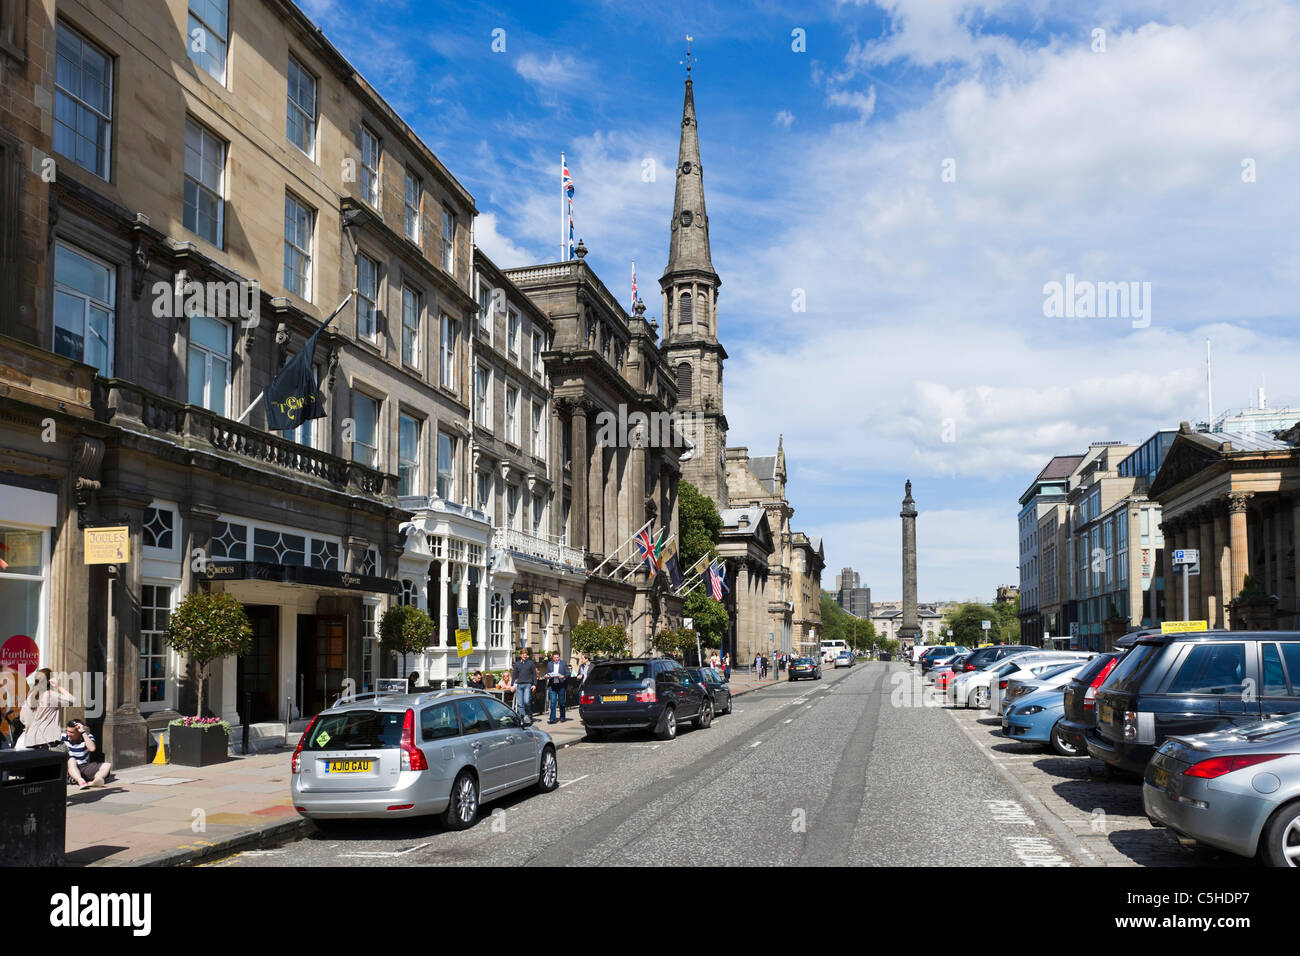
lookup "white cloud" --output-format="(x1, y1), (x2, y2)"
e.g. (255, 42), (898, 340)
(774, 110), (796, 129)
(514, 52), (583, 89)
(473, 212), (534, 269)
(826, 86), (878, 122)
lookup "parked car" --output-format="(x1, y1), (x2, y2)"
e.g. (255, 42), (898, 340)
(919, 646), (968, 674)
(579, 658), (711, 740)
(685, 666), (733, 716)
(290, 688), (557, 830)
(1144, 712), (1300, 867)
(788, 657), (822, 681)
(952, 651), (1093, 709)
(1056, 649), (1129, 757)
(834, 651), (855, 669)
(999, 660), (1092, 716)
(955, 644), (1034, 675)
(1089, 630), (1300, 775)
(1002, 685), (1072, 751)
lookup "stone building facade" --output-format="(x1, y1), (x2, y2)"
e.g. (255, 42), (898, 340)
(726, 441), (794, 654)
(791, 532), (825, 656)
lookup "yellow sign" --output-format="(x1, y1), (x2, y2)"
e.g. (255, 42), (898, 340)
(455, 629), (473, 658)
(84, 526), (130, 564)
(1161, 620), (1208, 634)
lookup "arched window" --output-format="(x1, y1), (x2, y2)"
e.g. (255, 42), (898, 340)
(679, 291), (693, 325)
(490, 594), (505, 648)
(676, 362), (692, 400)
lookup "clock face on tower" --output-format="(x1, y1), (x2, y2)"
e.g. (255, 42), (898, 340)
(681, 210), (693, 227)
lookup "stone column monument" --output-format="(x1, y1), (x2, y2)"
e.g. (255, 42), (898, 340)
(899, 480), (921, 646)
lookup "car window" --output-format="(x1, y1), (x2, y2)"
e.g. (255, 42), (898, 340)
(1281, 643), (1300, 695)
(685, 668), (703, 682)
(1166, 643), (1247, 696)
(421, 704), (460, 741)
(1106, 643), (1161, 694)
(1034, 662), (1080, 679)
(455, 698), (494, 735)
(1262, 644), (1288, 697)
(590, 662), (648, 683)
(305, 710), (403, 750)
(481, 697), (521, 729)
(662, 667), (684, 684)
(1073, 653), (1119, 686)
(995, 661), (1019, 677)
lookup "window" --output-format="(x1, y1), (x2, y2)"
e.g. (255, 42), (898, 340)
(404, 170), (421, 244)
(311, 540), (339, 570)
(53, 243), (114, 375)
(507, 483), (520, 531)
(481, 697), (520, 730)
(361, 601), (377, 693)
(400, 579), (416, 606)
(284, 194), (313, 299)
(398, 413), (420, 496)
(210, 520), (247, 559)
(401, 285), (420, 366)
(490, 593), (505, 648)
(532, 330), (543, 379)
(360, 126), (380, 208)
(676, 362), (692, 399)
(351, 391), (378, 468)
(1166, 643), (1247, 696)
(476, 470), (492, 513)
(184, 118), (225, 246)
(440, 314), (457, 389)
(254, 528), (306, 565)
(532, 495), (544, 536)
(187, 314), (231, 414)
(421, 704), (460, 741)
(1262, 644), (1288, 697)
(437, 432), (456, 499)
(286, 55), (316, 157)
(505, 384), (519, 444)
(679, 291), (692, 325)
(140, 584), (171, 706)
(455, 698), (492, 735)
(474, 364), (491, 428)
(187, 0), (228, 84)
(355, 253), (378, 340)
(143, 507), (174, 551)
(360, 547), (378, 576)
(476, 280), (492, 339)
(55, 22), (112, 179)
(531, 401), (544, 458)
(441, 207), (455, 273)
(507, 309), (519, 359)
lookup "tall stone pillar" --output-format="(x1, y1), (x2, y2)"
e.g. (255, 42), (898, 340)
(97, 491), (152, 769)
(1200, 510), (1218, 628)
(570, 401), (588, 551)
(589, 430), (605, 559)
(1162, 522), (1176, 623)
(1213, 506), (1230, 629)
(899, 481), (920, 645)
(1261, 504), (1274, 600)
(1228, 492), (1253, 599)
(1184, 520), (1202, 621)
(604, 447), (619, 556)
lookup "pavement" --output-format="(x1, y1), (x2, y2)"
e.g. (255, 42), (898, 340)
(61, 669), (789, 867)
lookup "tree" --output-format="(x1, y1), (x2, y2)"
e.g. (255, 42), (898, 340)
(652, 627), (696, 659)
(379, 604), (436, 658)
(942, 601), (1020, 647)
(571, 621), (631, 659)
(683, 591), (728, 648)
(679, 480), (722, 573)
(165, 591), (253, 719)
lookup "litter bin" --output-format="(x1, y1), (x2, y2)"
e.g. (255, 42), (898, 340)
(0, 749), (66, 866)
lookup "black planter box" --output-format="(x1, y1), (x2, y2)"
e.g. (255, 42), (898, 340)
(169, 724), (229, 766)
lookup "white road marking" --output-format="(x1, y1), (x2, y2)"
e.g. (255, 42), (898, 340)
(986, 799), (1035, 826)
(558, 774), (589, 789)
(1006, 835), (1070, 867)
(783, 719), (793, 724)
(343, 841), (431, 859)
(750, 740), (762, 748)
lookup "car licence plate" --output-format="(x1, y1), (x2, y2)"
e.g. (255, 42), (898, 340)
(602, 695), (627, 703)
(1152, 765), (1171, 789)
(326, 760), (372, 773)
(1099, 703), (1114, 726)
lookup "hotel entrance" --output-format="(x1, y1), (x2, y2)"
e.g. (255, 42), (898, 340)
(297, 614), (347, 718)
(237, 605), (280, 724)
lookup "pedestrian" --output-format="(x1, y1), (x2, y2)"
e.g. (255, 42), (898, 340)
(577, 654), (593, 684)
(468, 670), (485, 690)
(544, 651), (570, 723)
(62, 720), (110, 788)
(511, 648), (537, 726)
(752, 653), (760, 677)
(0, 665), (22, 750)
(407, 671), (421, 690)
(723, 653), (731, 681)
(16, 668), (75, 750)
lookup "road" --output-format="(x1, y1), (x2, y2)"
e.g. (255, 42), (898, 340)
(208, 662), (1095, 867)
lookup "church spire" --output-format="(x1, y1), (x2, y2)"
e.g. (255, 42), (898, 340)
(665, 61), (715, 278)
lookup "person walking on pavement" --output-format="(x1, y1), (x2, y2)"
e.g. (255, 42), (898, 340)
(16, 668), (75, 750)
(544, 651), (570, 724)
(511, 648), (537, 726)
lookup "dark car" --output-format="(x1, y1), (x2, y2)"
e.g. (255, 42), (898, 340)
(1054, 651), (1124, 756)
(1087, 630), (1300, 775)
(957, 645), (1034, 674)
(788, 657), (822, 681)
(579, 658), (711, 741)
(685, 666), (733, 716)
(919, 646), (966, 674)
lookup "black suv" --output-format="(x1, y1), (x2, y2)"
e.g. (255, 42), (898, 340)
(579, 658), (711, 740)
(1088, 630), (1300, 774)
(958, 644), (1034, 674)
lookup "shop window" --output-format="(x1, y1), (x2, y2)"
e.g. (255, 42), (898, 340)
(0, 526), (46, 658)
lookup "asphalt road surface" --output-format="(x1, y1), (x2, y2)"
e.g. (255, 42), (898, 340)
(208, 662), (1089, 867)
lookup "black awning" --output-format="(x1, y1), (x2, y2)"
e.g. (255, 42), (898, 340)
(201, 560), (400, 595)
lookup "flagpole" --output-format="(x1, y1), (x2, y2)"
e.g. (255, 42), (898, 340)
(560, 152), (566, 261)
(236, 288), (356, 424)
(588, 517), (653, 577)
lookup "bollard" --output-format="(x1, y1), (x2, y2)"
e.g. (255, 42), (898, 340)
(242, 691), (251, 754)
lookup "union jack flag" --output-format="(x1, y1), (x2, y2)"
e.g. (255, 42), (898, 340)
(563, 158), (576, 259)
(631, 260), (638, 313)
(635, 528), (658, 578)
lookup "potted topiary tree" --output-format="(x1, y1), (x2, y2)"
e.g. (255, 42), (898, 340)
(164, 591), (253, 766)
(379, 604), (436, 684)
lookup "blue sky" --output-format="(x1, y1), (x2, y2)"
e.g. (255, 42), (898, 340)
(301, 0), (1300, 602)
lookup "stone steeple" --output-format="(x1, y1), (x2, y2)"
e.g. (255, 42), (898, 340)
(900, 480), (921, 645)
(661, 63), (728, 508)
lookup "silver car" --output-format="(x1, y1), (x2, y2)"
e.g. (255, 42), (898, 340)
(1144, 712), (1300, 866)
(290, 688), (558, 830)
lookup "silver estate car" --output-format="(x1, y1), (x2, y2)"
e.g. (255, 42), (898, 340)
(1144, 712), (1300, 867)
(291, 688), (558, 830)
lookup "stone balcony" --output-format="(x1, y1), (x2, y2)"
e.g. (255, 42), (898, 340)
(98, 379), (399, 503)
(491, 526), (586, 571)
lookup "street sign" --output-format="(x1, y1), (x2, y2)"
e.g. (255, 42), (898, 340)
(683, 617), (694, 630)
(84, 526), (130, 564)
(457, 607), (469, 630)
(1162, 620), (1208, 634)
(981, 620), (991, 631)
(1173, 549), (1199, 566)
(1069, 622), (1080, 638)
(376, 678), (408, 694)
(455, 629), (473, 657)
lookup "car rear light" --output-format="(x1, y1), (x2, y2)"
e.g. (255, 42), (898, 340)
(1183, 753), (1286, 779)
(580, 693), (595, 705)
(387, 804), (415, 811)
(399, 708), (428, 771)
(998, 680), (1008, 690)
(963, 663), (975, 672)
(1083, 658), (1119, 711)
(291, 716), (318, 774)
(1122, 711), (1138, 740)
(635, 687), (657, 703)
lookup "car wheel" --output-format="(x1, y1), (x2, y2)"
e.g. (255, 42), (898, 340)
(1049, 720), (1081, 757)
(724, 694), (733, 714)
(972, 686), (990, 708)
(1259, 799), (1300, 867)
(654, 706), (677, 741)
(309, 817), (349, 834)
(535, 746), (559, 793)
(695, 699), (713, 730)
(584, 726), (606, 741)
(442, 770), (479, 831)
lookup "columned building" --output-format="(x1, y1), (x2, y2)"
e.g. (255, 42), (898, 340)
(726, 442), (792, 654)
(1149, 422), (1300, 631)
(792, 533), (825, 655)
